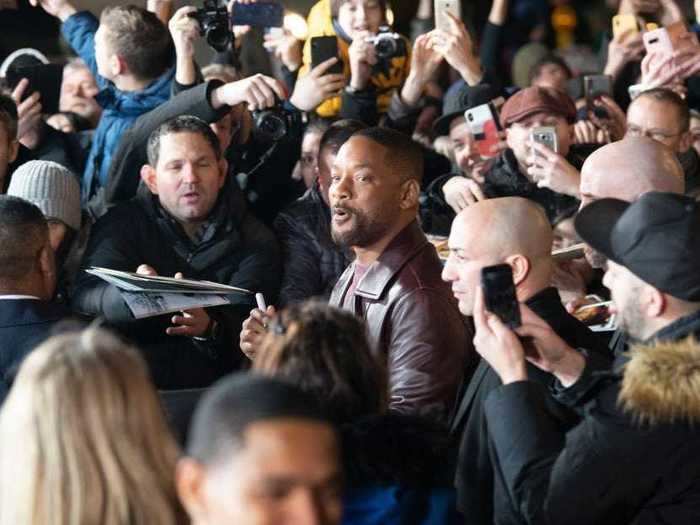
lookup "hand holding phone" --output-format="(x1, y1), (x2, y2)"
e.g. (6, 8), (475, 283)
(311, 36), (343, 74)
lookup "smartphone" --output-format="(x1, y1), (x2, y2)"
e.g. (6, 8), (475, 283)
(643, 27), (675, 54)
(584, 74), (612, 118)
(5, 63), (63, 115)
(465, 103), (502, 158)
(435, 0), (462, 32)
(311, 36), (343, 74)
(530, 126), (558, 153)
(481, 264), (521, 329)
(612, 14), (639, 39)
(230, 1), (283, 28)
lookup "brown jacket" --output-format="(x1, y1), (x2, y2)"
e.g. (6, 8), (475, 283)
(329, 221), (475, 422)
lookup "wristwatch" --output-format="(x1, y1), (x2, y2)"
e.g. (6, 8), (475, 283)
(194, 318), (220, 342)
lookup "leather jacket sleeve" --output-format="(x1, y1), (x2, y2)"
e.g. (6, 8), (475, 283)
(386, 288), (474, 423)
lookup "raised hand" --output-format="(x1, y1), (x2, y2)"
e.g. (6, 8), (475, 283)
(290, 57), (346, 112)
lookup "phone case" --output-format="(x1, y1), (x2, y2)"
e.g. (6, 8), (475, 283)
(643, 27), (674, 54)
(530, 127), (558, 153)
(311, 36), (343, 74)
(230, 2), (283, 28)
(465, 104), (501, 159)
(481, 264), (521, 329)
(612, 14), (639, 39)
(434, 0), (462, 33)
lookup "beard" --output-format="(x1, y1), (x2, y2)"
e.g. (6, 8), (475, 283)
(615, 292), (646, 341)
(331, 204), (391, 249)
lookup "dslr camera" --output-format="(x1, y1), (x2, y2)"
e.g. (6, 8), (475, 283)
(366, 26), (402, 61)
(252, 99), (295, 143)
(190, 0), (231, 52)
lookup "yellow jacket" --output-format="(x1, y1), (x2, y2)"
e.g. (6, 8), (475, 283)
(299, 0), (411, 118)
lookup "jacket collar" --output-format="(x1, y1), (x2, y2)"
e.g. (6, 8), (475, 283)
(650, 308), (700, 344)
(620, 336), (700, 425)
(96, 67), (175, 114)
(354, 221), (428, 300)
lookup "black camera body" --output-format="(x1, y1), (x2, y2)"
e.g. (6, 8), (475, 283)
(252, 101), (295, 143)
(366, 26), (402, 61)
(190, 0), (231, 52)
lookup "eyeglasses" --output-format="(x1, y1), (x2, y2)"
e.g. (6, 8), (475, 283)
(626, 125), (683, 143)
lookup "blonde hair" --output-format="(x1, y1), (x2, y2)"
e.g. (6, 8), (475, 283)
(0, 327), (186, 525)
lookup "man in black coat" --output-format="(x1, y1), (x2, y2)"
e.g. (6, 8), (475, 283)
(472, 192), (700, 524)
(0, 196), (69, 401)
(442, 197), (609, 525)
(273, 120), (361, 306)
(71, 116), (280, 390)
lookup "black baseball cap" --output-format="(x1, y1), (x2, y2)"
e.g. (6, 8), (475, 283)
(574, 192), (700, 301)
(433, 83), (501, 136)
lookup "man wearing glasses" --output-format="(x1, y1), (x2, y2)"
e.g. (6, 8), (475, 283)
(625, 88), (700, 196)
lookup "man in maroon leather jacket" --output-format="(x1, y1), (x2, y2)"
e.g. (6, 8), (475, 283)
(327, 127), (475, 423)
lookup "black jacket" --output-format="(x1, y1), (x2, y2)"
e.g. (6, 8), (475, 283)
(481, 149), (581, 225)
(71, 183), (281, 389)
(483, 308), (700, 525)
(452, 287), (611, 525)
(273, 185), (351, 306)
(105, 80), (305, 225)
(0, 298), (70, 402)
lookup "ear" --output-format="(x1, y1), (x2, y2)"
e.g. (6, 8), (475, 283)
(38, 244), (56, 299)
(645, 287), (666, 319)
(679, 131), (693, 154)
(399, 179), (420, 210)
(505, 127), (516, 150)
(140, 165), (159, 195)
(217, 158), (228, 189)
(112, 55), (126, 77)
(504, 253), (531, 289)
(175, 458), (208, 523)
(8, 139), (19, 164)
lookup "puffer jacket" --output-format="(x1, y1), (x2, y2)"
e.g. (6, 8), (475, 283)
(298, 0), (411, 118)
(62, 11), (175, 204)
(329, 221), (476, 423)
(273, 185), (351, 306)
(483, 318), (700, 525)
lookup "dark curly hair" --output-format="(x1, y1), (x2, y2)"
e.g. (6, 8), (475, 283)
(254, 300), (387, 423)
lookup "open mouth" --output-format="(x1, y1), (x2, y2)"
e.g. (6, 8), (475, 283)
(182, 191), (200, 204)
(332, 207), (352, 225)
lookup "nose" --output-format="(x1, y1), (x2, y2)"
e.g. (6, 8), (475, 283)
(442, 257), (455, 283)
(290, 490), (325, 525)
(181, 163), (200, 184)
(330, 175), (350, 204)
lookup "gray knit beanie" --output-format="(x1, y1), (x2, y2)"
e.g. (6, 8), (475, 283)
(7, 160), (81, 231)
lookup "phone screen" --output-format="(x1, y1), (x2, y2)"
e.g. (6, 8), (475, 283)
(230, 1), (283, 28)
(481, 264), (521, 329)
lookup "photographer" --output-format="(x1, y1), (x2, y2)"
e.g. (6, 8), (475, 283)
(298, 0), (412, 124)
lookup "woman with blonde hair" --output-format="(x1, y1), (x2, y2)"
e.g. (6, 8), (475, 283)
(0, 327), (187, 525)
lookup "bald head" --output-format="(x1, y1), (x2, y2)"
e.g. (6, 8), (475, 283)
(580, 137), (684, 205)
(456, 197), (553, 260)
(443, 198), (554, 315)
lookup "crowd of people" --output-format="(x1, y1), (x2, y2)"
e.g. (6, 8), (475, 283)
(1, 0), (700, 523)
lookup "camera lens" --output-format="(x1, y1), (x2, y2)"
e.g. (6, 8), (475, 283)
(375, 38), (397, 60)
(206, 23), (231, 52)
(468, 113), (474, 121)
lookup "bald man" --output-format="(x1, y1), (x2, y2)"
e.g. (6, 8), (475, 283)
(443, 197), (609, 525)
(578, 136), (685, 269)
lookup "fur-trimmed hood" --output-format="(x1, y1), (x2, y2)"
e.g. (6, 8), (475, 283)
(619, 337), (700, 425)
